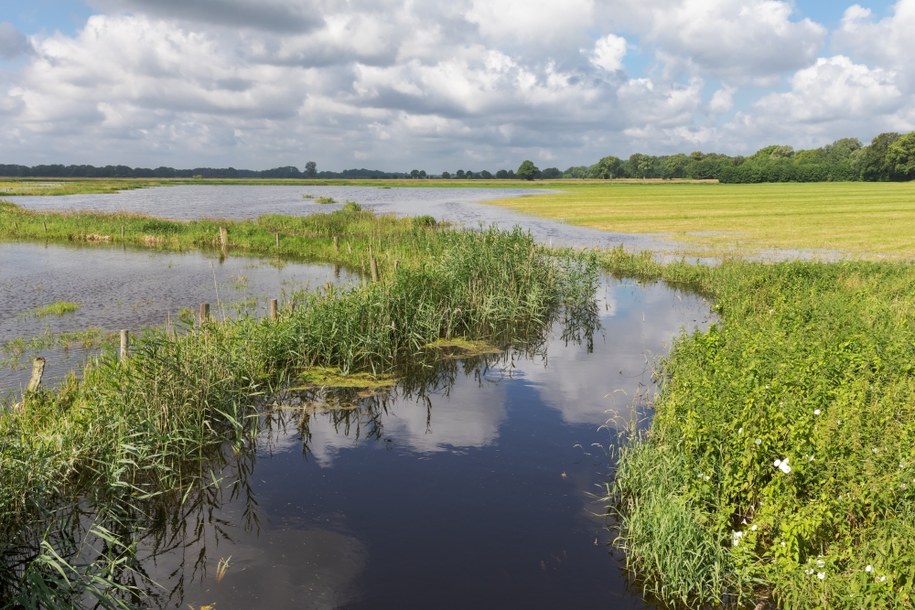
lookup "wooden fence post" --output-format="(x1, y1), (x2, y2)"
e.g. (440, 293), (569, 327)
(269, 299), (278, 320)
(26, 357), (45, 392)
(120, 330), (129, 362)
(199, 303), (210, 326)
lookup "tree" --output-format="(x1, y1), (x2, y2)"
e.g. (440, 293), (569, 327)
(304, 161), (317, 178)
(541, 167), (562, 179)
(859, 132), (901, 181)
(441, 171), (451, 179)
(480, 170), (493, 179)
(516, 160), (540, 180)
(887, 132), (915, 180)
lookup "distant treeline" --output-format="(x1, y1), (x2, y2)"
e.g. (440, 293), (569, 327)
(566, 131), (915, 183)
(0, 163), (409, 180)
(3, 131), (914, 183)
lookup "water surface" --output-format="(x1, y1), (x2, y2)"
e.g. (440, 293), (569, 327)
(131, 277), (712, 609)
(0, 241), (356, 393)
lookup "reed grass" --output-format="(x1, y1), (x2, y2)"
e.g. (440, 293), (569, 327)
(0, 210), (599, 605)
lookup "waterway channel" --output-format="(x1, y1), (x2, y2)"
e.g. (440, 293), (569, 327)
(1, 186), (712, 608)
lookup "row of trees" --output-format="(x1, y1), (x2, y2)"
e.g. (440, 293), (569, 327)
(557, 131), (915, 183)
(2, 132), (913, 183)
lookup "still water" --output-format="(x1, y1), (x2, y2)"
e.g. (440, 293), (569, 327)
(3, 186), (711, 607)
(138, 277), (711, 609)
(0, 241), (357, 393)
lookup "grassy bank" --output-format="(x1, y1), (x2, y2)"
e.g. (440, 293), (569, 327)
(0, 199), (439, 273)
(488, 181), (915, 259)
(0, 206), (598, 606)
(602, 250), (915, 609)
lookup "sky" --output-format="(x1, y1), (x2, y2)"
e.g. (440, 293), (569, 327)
(0, 0), (912, 173)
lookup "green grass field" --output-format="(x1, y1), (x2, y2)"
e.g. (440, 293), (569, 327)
(486, 181), (915, 260)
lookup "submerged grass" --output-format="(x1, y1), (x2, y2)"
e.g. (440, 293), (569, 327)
(26, 301), (80, 318)
(0, 207), (600, 605)
(603, 250), (915, 609)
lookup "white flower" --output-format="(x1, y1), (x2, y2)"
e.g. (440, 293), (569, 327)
(731, 531), (744, 547)
(804, 568), (814, 575)
(813, 409), (821, 416)
(865, 565), (873, 573)
(774, 458), (791, 474)
(704, 475), (710, 481)
(738, 427), (743, 435)
(816, 558), (825, 568)
(817, 572), (826, 580)
(879, 575), (887, 583)
(808, 455), (815, 462)
(755, 438), (762, 446)
(750, 524), (758, 532)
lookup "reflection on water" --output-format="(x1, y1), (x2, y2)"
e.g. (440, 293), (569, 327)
(0, 242), (358, 392)
(41, 276), (708, 609)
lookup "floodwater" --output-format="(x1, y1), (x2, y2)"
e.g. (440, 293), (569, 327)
(5, 184), (681, 253)
(2, 186), (713, 608)
(136, 277), (712, 609)
(0, 241), (357, 394)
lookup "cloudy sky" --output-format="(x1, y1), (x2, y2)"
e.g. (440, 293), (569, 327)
(1, 0), (912, 172)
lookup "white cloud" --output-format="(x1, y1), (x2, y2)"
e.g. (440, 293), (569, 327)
(589, 34), (627, 72)
(605, 0), (825, 82)
(467, 0), (595, 56)
(1, 0), (913, 169)
(752, 56), (901, 125)
(834, 0), (915, 87)
(708, 85), (736, 113)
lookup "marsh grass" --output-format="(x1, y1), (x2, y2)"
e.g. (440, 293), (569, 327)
(604, 250), (915, 609)
(0, 212), (600, 605)
(25, 301), (80, 318)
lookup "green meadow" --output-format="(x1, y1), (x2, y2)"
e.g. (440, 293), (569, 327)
(488, 181), (915, 259)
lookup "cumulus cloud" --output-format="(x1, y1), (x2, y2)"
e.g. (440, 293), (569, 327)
(1, 0), (912, 169)
(753, 56), (900, 124)
(723, 55), (906, 148)
(834, 0), (915, 87)
(0, 22), (33, 59)
(604, 0), (825, 82)
(589, 34), (627, 72)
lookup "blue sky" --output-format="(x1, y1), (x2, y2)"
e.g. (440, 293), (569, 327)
(0, 0), (911, 172)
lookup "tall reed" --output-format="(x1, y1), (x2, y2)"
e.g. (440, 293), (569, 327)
(0, 212), (599, 605)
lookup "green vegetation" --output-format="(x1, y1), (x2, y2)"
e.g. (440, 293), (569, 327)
(487, 181), (915, 259)
(25, 301), (80, 318)
(601, 250), (915, 609)
(0, 207), (599, 605)
(0, 199), (434, 271)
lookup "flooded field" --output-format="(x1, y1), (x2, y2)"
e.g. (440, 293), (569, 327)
(2, 186), (711, 608)
(0, 241), (357, 394)
(5, 184), (678, 252)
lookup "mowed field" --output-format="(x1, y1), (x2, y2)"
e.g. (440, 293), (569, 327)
(487, 181), (915, 259)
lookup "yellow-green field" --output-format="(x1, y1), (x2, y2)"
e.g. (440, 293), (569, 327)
(487, 181), (915, 260)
